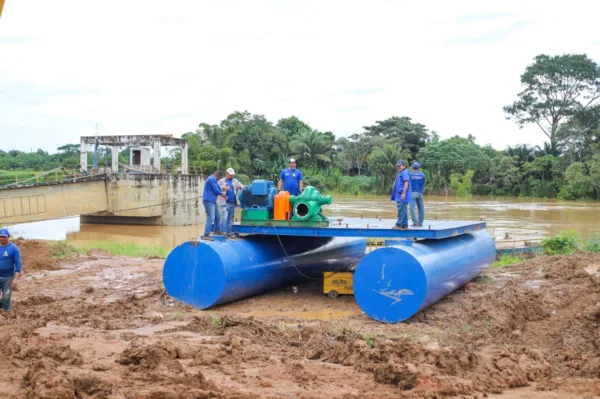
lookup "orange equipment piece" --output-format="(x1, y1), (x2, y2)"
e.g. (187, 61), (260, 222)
(274, 191), (291, 220)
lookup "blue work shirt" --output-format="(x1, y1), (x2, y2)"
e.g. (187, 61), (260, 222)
(223, 178), (235, 203)
(279, 168), (303, 195)
(0, 243), (22, 278)
(410, 171), (426, 194)
(202, 175), (223, 203)
(391, 170), (413, 203)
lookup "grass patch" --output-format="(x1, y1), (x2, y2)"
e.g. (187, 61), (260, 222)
(49, 241), (79, 260)
(69, 241), (168, 258)
(493, 255), (524, 267)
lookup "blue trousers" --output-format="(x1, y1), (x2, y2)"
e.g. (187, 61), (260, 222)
(395, 201), (409, 227)
(203, 201), (218, 236)
(0, 275), (14, 311)
(410, 192), (425, 224)
(220, 203), (236, 234)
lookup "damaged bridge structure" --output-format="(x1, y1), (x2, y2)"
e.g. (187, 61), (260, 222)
(0, 135), (207, 226)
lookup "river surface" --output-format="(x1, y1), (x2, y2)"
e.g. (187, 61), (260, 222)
(6, 195), (600, 250)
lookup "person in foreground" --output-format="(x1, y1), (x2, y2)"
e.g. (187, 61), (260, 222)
(202, 170), (227, 240)
(390, 160), (412, 230)
(0, 228), (22, 311)
(410, 162), (426, 227)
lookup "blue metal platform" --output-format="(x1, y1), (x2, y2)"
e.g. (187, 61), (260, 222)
(233, 217), (486, 239)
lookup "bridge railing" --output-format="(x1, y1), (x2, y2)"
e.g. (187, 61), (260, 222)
(0, 166), (108, 188)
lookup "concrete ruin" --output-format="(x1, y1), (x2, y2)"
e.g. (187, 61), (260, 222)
(0, 174), (206, 226)
(0, 135), (203, 226)
(80, 135), (189, 174)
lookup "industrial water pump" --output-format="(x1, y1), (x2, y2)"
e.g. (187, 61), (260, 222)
(290, 186), (331, 225)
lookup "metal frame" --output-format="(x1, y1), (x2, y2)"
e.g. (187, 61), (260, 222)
(233, 218), (486, 240)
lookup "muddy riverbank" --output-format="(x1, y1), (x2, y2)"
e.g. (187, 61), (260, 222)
(0, 243), (599, 398)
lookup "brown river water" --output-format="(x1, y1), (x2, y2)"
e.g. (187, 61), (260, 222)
(6, 195), (600, 250)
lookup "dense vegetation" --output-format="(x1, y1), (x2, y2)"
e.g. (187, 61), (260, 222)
(2, 53), (599, 199)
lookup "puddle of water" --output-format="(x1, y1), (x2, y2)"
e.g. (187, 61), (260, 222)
(245, 308), (362, 321)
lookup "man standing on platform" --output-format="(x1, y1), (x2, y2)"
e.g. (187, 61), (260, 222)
(278, 158), (303, 195)
(391, 160), (412, 230)
(410, 162), (426, 227)
(218, 168), (243, 236)
(202, 170), (227, 240)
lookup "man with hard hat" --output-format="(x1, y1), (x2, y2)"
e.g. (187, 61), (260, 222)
(278, 158), (303, 195)
(410, 162), (426, 227)
(0, 228), (22, 311)
(390, 160), (412, 230)
(218, 168), (244, 236)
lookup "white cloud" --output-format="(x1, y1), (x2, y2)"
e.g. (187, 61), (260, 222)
(0, 0), (598, 152)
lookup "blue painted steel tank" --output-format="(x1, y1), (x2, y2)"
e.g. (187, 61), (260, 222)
(163, 236), (366, 309)
(353, 230), (496, 323)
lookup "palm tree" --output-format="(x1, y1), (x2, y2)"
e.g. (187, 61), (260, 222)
(368, 144), (411, 186)
(290, 131), (332, 166)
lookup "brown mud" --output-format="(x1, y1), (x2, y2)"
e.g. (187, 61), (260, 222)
(0, 243), (599, 398)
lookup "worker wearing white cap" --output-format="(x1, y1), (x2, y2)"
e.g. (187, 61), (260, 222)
(277, 158), (303, 195)
(218, 168), (244, 236)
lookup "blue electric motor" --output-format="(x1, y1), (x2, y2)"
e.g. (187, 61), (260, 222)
(237, 179), (278, 211)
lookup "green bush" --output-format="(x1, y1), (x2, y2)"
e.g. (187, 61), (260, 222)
(541, 230), (580, 255)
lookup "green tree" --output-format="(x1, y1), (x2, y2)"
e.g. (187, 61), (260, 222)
(450, 170), (475, 197)
(558, 162), (592, 199)
(367, 144), (411, 187)
(276, 116), (311, 140)
(363, 116), (430, 157)
(419, 136), (490, 183)
(290, 130), (332, 166)
(224, 111), (289, 176)
(504, 54), (600, 155)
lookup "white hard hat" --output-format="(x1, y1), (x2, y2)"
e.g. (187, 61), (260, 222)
(289, 158), (296, 163)
(226, 167), (235, 175)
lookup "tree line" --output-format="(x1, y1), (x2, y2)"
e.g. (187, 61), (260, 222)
(1, 53), (599, 200)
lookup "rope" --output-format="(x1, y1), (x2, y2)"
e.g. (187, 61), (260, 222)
(270, 224), (321, 281)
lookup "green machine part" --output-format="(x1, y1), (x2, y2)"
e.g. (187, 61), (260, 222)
(241, 209), (271, 222)
(289, 186), (332, 224)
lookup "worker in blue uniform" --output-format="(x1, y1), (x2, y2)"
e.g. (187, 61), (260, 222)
(277, 158), (303, 195)
(410, 162), (426, 227)
(202, 170), (227, 240)
(218, 168), (243, 236)
(0, 228), (22, 311)
(390, 160), (412, 230)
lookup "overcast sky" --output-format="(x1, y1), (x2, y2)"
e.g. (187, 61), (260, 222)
(1, 0), (599, 153)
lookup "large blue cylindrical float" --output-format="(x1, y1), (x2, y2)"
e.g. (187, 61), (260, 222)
(353, 230), (495, 323)
(163, 236), (366, 309)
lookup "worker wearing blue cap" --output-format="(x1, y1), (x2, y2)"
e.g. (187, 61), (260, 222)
(0, 228), (22, 311)
(410, 162), (426, 227)
(390, 160), (412, 230)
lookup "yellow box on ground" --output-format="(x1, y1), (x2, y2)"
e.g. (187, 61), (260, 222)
(323, 271), (354, 298)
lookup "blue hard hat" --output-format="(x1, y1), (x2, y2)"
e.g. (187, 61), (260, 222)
(0, 228), (9, 237)
(412, 162), (420, 169)
(395, 159), (406, 167)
